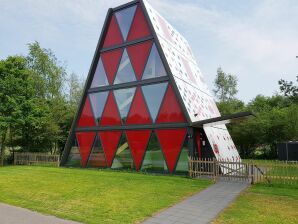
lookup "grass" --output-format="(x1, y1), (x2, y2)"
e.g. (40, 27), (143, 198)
(213, 184), (298, 224)
(0, 166), (211, 224)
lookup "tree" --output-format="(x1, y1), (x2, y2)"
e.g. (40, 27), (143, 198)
(278, 76), (298, 103)
(213, 67), (238, 101)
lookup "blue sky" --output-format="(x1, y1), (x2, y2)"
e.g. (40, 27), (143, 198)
(1, 0), (297, 102)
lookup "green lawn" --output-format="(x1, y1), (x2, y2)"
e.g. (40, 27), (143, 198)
(213, 184), (298, 224)
(0, 166), (211, 224)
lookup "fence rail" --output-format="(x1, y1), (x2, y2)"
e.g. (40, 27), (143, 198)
(14, 152), (60, 167)
(188, 158), (298, 185)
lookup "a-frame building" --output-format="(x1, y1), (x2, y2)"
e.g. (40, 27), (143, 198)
(61, 0), (241, 174)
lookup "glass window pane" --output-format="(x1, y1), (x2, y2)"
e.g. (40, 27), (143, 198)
(175, 137), (189, 175)
(142, 44), (167, 80)
(91, 59), (109, 88)
(111, 133), (134, 170)
(142, 82), (168, 122)
(65, 136), (81, 167)
(113, 87), (136, 123)
(100, 92), (122, 126)
(89, 92), (109, 124)
(140, 132), (168, 173)
(114, 50), (136, 84)
(87, 134), (107, 168)
(115, 5), (137, 40)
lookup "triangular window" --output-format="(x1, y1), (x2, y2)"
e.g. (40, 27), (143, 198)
(115, 6), (137, 41)
(65, 135), (81, 167)
(87, 134), (107, 168)
(90, 58), (109, 88)
(142, 44), (167, 80)
(111, 133), (134, 170)
(114, 50), (136, 84)
(100, 92), (122, 126)
(77, 97), (96, 127)
(89, 92), (109, 124)
(142, 83), (168, 122)
(101, 49), (123, 85)
(113, 87), (136, 123)
(140, 132), (168, 173)
(103, 15), (123, 48)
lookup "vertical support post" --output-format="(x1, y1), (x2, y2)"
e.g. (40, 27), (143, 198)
(251, 163), (254, 185)
(213, 158), (216, 182)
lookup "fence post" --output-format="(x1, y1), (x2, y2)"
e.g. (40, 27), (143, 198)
(251, 163), (254, 184)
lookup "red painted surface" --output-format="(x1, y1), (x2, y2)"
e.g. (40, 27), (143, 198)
(126, 130), (151, 170)
(103, 15), (123, 48)
(99, 131), (122, 167)
(100, 92), (122, 126)
(77, 97), (96, 127)
(127, 41), (153, 80)
(76, 132), (96, 168)
(101, 48), (123, 84)
(126, 88), (152, 124)
(156, 128), (187, 173)
(156, 85), (186, 123)
(195, 131), (202, 159)
(127, 5), (151, 41)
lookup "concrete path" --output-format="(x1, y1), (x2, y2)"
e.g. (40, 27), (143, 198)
(0, 203), (80, 224)
(142, 181), (249, 224)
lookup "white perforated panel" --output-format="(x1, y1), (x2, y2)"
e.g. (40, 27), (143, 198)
(143, 0), (241, 162)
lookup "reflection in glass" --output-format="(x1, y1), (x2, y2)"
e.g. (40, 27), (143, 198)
(65, 136), (81, 167)
(140, 132), (168, 173)
(91, 59), (109, 88)
(114, 87), (136, 123)
(142, 82), (168, 122)
(142, 44), (167, 80)
(87, 134), (106, 168)
(89, 92), (109, 124)
(175, 137), (189, 174)
(111, 133), (134, 169)
(115, 6), (137, 40)
(114, 50), (136, 84)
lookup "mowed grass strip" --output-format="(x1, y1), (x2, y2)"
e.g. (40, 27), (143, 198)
(212, 184), (298, 224)
(0, 166), (211, 224)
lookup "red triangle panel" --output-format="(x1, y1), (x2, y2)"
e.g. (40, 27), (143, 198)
(76, 132), (96, 168)
(126, 87), (152, 124)
(99, 131), (122, 167)
(127, 41), (153, 80)
(100, 92), (122, 126)
(101, 48), (123, 84)
(156, 129), (187, 173)
(103, 15), (123, 48)
(156, 85), (186, 123)
(77, 97), (96, 127)
(126, 130), (151, 170)
(127, 5), (151, 41)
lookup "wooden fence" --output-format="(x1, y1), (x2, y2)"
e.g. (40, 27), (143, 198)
(14, 152), (60, 167)
(188, 158), (298, 185)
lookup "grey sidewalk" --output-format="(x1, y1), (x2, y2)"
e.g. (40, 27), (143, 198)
(142, 181), (249, 224)
(0, 203), (80, 224)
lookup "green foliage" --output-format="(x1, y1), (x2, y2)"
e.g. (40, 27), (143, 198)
(213, 67), (238, 101)
(0, 42), (83, 160)
(214, 69), (298, 159)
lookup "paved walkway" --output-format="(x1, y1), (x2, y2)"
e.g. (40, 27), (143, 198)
(0, 203), (80, 224)
(142, 181), (249, 224)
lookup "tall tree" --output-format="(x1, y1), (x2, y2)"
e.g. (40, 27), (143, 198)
(213, 67), (238, 101)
